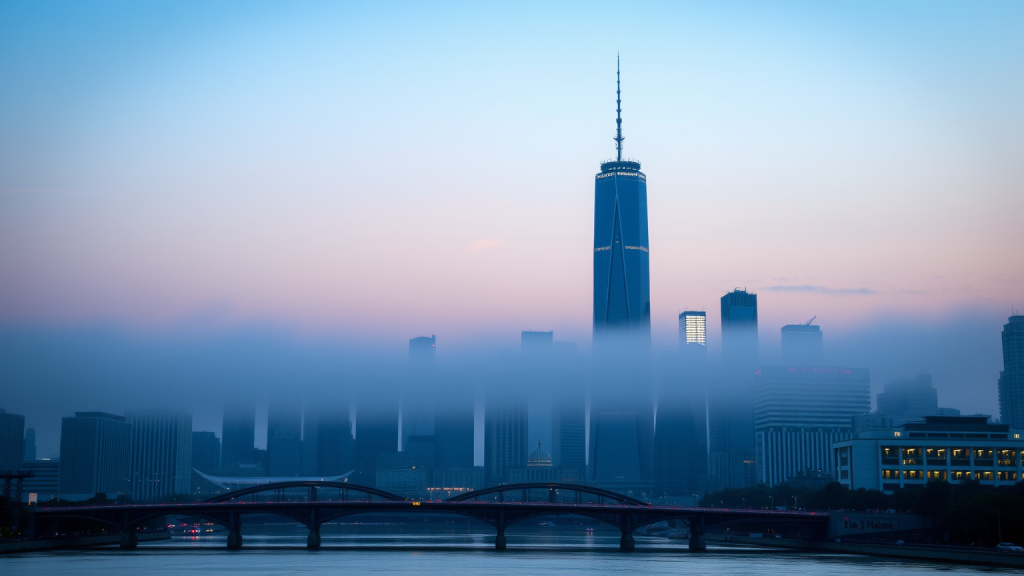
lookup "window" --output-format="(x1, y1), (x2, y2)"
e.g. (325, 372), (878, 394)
(998, 471), (1018, 481)
(902, 447), (922, 465)
(977, 471), (994, 481)
(840, 470), (849, 480)
(882, 469), (899, 479)
(903, 470), (924, 480)
(973, 448), (994, 465)
(881, 447), (899, 465)
(951, 448), (970, 465)
(927, 470), (947, 481)
(997, 449), (1017, 467)
(926, 448), (947, 465)
(951, 470), (972, 481)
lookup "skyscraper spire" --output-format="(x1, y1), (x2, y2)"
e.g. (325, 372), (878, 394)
(614, 54), (623, 161)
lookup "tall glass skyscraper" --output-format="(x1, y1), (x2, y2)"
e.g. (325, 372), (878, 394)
(593, 57), (650, 341)
(998, 315), (1024, 429)
(588, 58), (654, 491)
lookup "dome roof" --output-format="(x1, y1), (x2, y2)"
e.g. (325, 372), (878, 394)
(527, 441), (552, 467)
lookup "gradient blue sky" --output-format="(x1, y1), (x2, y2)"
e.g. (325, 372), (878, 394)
(1, 1), (1022, 453)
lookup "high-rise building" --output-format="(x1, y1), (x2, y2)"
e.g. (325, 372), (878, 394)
(709, 289), (759, 490)
(221, 401), (256, 467)
(753, 366), (871, 486)
(316, 404), (353, 476)
(58, 412), (131, 496)
(654, 311), (710, 498)
(434, 396), (474, 471)
(191, 431), (221, 472)
(409, 335), (436, 366)
(354, 391), (400, 487)
(23, 428), (36, 462)
(301, 406), (319, 476)
(521, 331), (554, 360)
(126, 411), (192, 500)
(0, 409), (25, 470)
(998, 315), (1024, 429)
(22, 460), (59, 502)
(266, 398), (303, 477)
(551, 395), (586, 476)
(588, 58), (655, 494)
(877, 374), (939, 417)
(781, 323), (823, 364)
(484, 393), (528, 485)
(592, 57), (650, 341)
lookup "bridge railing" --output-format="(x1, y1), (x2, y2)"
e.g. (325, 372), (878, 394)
(446, 483), (649, 507)
(204, 481), (405, 503)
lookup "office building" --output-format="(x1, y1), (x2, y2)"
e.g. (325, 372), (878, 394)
(781, 323), (823, 364)
(592, 57), (650, 341)
(221, 401), (256, 467)
(191, 431), (221, 472)
(375, 452), (428, 498)
(521, 330), (554, 360)
(126, 410), (192, 500)
(58, 412), (131, 496)
(753, 365), (871, 486)
(834, 416), (1024, 491)
(551, 395), (586, 476)
(998, 315), (1024, 429)
(485, 393), (528, 485)
(655, 346), (708, 497)
(266, 398), (303, 477)
(709, 289), (759, 490)
(23, 428), (36, 462)
(301, 406), (319, 476)
(21, 460), (59, 502)
(409, 335), (436, 367)
(434, 396), (474, 471)
(404, 337), (436, 450)
(0, 409), (25, 470)
(354, 392), (400, 487)
(679, 311), (707, 348)
(316, 405), (353, 476)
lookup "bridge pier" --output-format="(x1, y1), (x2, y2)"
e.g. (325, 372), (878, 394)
(688, 516), (706, 552)
(495, 525), (507, 551)
(306, 524), (321, 549)
(227, 513), (243, 550)
(619, 527), (635, 551)
(119, 530), (138, 549)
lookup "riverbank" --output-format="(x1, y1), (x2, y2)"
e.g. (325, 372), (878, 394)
(0, 531), (170, 554)
(707, 534), (1024, 569)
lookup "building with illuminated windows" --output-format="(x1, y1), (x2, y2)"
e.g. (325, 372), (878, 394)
(833, 416), (1024, 492)
(679, 311), (706, 347)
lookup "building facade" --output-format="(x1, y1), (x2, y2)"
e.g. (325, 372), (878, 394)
(21, 460), (59, 502)
(266, 398), (303, 477)
(58, 412), (131, 496)
(221, 401), (255, 467)
(191, 431), (221, 472)
(753, 365), (871, 486)
(834, 416), (1024, 491)
(126, 411), (192, 500)
(781, 324), (823, 364)
(0, 409), (25, 471)
(998, 315), (1024, 429)
(23, 428), (36, 462)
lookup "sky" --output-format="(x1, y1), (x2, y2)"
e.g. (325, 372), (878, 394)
(0, 1), (1022, 456)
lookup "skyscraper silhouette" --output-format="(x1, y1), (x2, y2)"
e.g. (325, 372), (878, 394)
(998, 315), (1024, 428)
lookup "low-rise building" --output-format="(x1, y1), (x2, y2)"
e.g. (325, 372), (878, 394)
(833, 416), (1023, 492)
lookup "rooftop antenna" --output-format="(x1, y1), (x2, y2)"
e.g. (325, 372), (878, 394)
(614, 53), (623, 162)
(805, 316), (817, 325)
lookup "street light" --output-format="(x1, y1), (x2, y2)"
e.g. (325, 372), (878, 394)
(987, 507), (1003, 543)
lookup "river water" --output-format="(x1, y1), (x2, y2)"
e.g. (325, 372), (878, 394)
(1, 523), (1013, 575)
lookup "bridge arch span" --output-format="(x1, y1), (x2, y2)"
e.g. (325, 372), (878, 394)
(445, 483), (649, 507)
(204, 481), (405, 503)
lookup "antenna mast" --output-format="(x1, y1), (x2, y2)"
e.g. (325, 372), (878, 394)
(614, 54), (623, 161)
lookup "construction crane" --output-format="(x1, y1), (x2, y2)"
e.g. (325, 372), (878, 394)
(804, 316), (816, 325)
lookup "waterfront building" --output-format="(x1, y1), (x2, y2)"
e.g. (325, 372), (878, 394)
(315, 405), (353, 476)
(998, 315), (1024, 429)
(781, 323), (823, 365)
(126, 410), (192, 500)
(354, 392), (400, 488)
(266, 398), (303, 477)
(23, 427), (36, 462)
(429, 467), (485, 499)
(434, 397), (474, 471)
(221, 401), (255, 467)
(506, 441), (582, 484)
(58, 412), (131, 496)
(708, 289), (759, 490)
(0, 409), (25, 470)
(753, 365), (871, 486)
(404, 335), (436, 451)
(485, 392), (528, 486)
(21, 459), (59, 502)
(834, 416), (1024, 491)
(375, 452), (428, 498)
(191, 431), (221, 472)
(551, 394), (586, 477)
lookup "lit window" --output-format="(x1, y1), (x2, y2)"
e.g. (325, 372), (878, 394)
(894, 431), (901, 437)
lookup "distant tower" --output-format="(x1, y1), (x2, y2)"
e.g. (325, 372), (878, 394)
(266, 399), (303, 477)
(23, 427), (36, 462)
(126, 410), (193, 499)
(58, 412), (131, 496)
(998, 315), (1024, 428)
(409, 335), (436, 367)
(781, 322), (823, 365)
(221, 401), (256, 468)
(191, 431), (221, 473)
(0, 409), (24, 470)
(708, 289), (759, 491)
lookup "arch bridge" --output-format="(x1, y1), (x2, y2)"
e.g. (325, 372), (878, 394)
(33, 481), (827, 551)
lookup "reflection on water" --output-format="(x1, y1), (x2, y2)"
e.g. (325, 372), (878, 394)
(1, 523), (1016, 575)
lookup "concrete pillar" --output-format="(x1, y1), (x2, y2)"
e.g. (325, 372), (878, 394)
(688, 532), (706, 551)
(307, 524), (321, 549)
(619, 528), (635, 551)
(495, 525), (507, 550)
(119, 530), (138, 549)
(227, 514), (243, 550)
